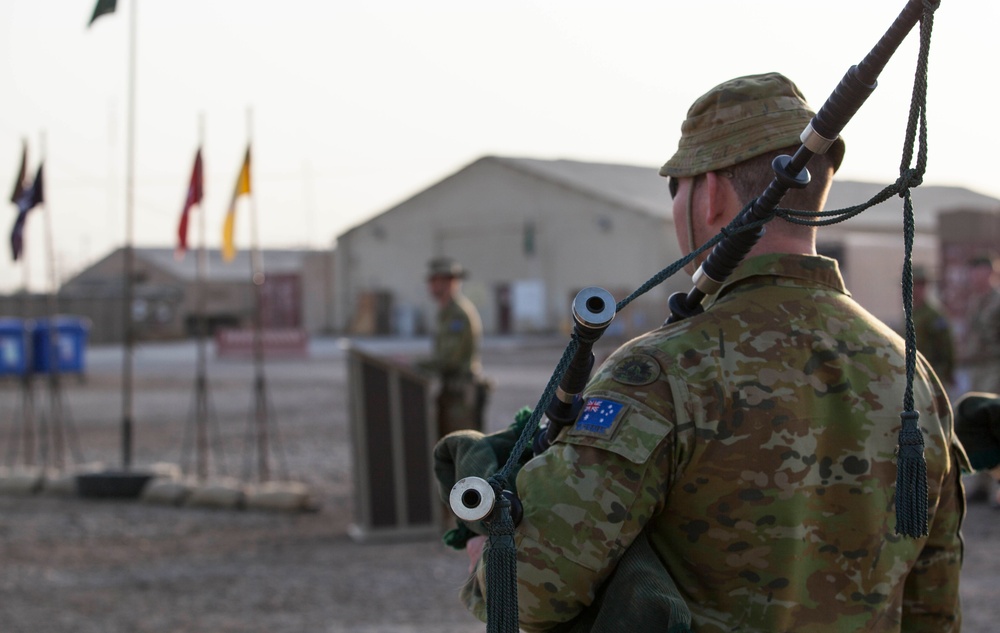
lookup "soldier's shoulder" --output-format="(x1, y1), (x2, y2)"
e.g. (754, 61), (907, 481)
(441, 298), (468, 318)
(451, 295), (480, 320)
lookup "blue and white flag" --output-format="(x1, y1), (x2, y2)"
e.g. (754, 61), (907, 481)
(10, 163), (43, 261)
(574, 397), (625, 436)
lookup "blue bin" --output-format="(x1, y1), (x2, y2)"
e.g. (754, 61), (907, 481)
(0, 318), (28, 376)
(32, 316), (91, 374)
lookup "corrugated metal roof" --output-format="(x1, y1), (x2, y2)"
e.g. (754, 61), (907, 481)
(822, 180), (1000, 231)
(492, 156), (670, 217)
(335, 155), (1000, 241)
(487, 156), (1000, 232)
(135, 247), (317, 282)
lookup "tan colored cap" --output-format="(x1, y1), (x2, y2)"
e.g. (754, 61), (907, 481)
(660, 72), (845, 178)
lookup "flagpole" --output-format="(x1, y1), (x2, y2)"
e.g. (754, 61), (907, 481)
(39, 130), (69, 472)
(195, 113), (210, 481)
(18, 204), (35, 472)
(75, 0), (154, 499)
(247, 107), (271, 483)
(120, 0), (138, 472)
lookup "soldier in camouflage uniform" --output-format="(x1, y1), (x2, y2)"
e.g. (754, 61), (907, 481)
(461, 73), (966, 632)
(418, 257), (485, 438)
(912, 265), (955, 388)
(961, 255), (1000, 394)
(960, 255), (1000, 503)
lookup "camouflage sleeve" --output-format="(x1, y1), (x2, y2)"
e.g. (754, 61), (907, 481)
(901, 361), (965, 631)
(900, 442), (965, 631)
(462, 394), (675, 631)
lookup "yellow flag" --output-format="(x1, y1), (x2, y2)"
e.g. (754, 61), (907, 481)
(222, 145), (252, 262)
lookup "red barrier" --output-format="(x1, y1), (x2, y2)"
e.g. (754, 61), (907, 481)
(214, 328), (309, 359)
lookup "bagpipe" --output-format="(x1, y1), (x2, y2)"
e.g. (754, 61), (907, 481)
(436, 286), (616, 538)
(432, 1), (943, 631)
(955, 392), (1000, 473)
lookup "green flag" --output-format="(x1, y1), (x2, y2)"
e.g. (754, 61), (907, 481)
(88, 0), (117, 27)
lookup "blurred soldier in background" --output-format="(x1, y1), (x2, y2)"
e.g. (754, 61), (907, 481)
(960, 254), (1000, 503)
(962, 255), (1000, 393)
(418, 257), (487, 437)
(912, 265), (955, 389)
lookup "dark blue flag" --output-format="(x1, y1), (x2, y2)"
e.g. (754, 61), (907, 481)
(11, 164), (43, 261)
(88, 0), (118, 27)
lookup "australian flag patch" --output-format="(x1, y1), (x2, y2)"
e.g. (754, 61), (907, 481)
(572, 397), (625, 437)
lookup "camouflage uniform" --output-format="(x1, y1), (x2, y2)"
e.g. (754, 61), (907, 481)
(913, 301), (955, 386)
(463, 254), (965, 632)
(962, 287), (1000, 393)
(422, 293), (484, 437)
(910, 267), (955, 387)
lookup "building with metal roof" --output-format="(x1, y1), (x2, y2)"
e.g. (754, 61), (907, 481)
(46, 247), (331, 344)
(334, 155), (1000, 337)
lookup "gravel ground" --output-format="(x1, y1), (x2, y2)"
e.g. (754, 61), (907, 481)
(0, 335), (997, 632)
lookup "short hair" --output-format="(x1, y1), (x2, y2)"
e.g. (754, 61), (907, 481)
(728, 146), (835, 213)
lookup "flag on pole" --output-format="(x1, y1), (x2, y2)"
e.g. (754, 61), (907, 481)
(88, 0), (118, 27)
(176, 148), (204, 259)
(221, 145), (251, 262)
(10, 164), (44, 261)
(9, 142), (27, 204)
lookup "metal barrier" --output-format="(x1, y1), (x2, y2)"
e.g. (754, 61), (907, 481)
(346, 346), (440, 542)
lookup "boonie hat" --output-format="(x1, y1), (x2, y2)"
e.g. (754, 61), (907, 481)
(427, 257), (466, 279)
(660, 72), (846, 178)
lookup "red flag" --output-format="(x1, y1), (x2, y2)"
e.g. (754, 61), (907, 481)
(176, 148), (203, 258)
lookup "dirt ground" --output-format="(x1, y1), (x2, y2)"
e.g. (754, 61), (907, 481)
(0, 336), (997, 633)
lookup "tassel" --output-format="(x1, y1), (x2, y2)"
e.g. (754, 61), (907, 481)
(894, 410), (928, 537)
(485, 493), (519, 633)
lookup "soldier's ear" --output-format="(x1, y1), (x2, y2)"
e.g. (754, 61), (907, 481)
(703, 171), (739, 229)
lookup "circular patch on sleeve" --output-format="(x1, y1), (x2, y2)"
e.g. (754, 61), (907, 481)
(610, 354), (660, 386)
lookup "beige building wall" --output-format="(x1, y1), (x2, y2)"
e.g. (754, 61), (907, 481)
(302, 250), (335, 334)
(59, 248), (188, 342)
(335, 157), (1000, 339)
(334, 157), (690, 337)
(833, 232), (938, 330)
(50, 248), (317, 343)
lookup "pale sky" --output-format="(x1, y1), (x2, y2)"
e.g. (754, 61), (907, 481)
(2, 0), (998, 293)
